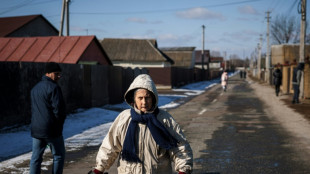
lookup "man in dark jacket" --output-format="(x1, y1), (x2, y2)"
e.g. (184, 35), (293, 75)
(292, 63), (304, 104)
(273, 66), (282, 96)
(30, 62), (66, 174)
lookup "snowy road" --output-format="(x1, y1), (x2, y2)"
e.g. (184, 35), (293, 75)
(0, 76), (223, 173)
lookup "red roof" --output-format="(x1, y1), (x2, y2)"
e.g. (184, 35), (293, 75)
(0, 14), (58, 37)
(0, 36), (112, 65)
(210, 57), (224, 62)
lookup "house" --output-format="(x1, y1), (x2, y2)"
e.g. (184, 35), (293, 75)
(100, 38), (174, 68)
(195, 50), (224, 70)
(194, 50), (210, 69)
(0, 14), (59, 37)
(0, 36), (112, 65)
(210, 57), (224, 70)
(160, 47), (196, 68)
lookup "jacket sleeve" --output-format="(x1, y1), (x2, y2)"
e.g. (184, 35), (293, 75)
(95, 111), (129, 172)
(160, 111), (193, 173)
(297, 70), (302, 85)
(51, 86), (66, 123)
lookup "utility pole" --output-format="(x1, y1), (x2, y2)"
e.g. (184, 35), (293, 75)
(59, 0), (70, 36)
(201, 25), (209, 80)
(59, 0), (66, 36)
(299, 0), (307, 99)
(250, 52), (254, 70)
(224, 51), (227, 70)
(265, 11), (271, 84)
(299, 0), (306, 63)
(243, 49), (245, 70)
(66, 0), (70, 36)
(257, 34), (262, 79)
(201, 25), (205, 70)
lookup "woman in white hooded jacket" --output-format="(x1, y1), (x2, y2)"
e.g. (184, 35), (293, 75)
(89, 74), (193, 174)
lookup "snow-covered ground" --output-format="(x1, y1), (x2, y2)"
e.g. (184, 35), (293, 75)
(0, 74), (233, 173)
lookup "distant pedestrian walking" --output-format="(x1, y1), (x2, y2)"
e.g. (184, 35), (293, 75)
(292, 63), (304, 104)
(243, 70), (247, 79)
(239, 71), (243, 78)
(30, 62), (66, 174)
(273, 66), (282, 96)
(221, 70), (228, 92)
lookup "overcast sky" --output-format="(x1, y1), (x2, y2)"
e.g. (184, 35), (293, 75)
(0, 0), (308, 59)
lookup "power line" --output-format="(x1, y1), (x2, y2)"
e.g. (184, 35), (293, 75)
(0, 0), (33, 15)
(0, 0), (55, 15)
(267, 0), (282, 12)
(285, 0), (299, 16)
(71, 0), (263, 15)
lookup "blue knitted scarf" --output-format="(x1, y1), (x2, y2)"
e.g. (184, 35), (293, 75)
(121, 107), (178, 163)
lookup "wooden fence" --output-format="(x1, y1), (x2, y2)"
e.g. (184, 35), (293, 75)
(0, 62), (220, 129)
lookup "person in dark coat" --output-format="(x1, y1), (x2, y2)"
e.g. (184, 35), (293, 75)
(30, 62), (66, 174)
(292, 63), (304, 104)
(273, 66), (282, 96)
(239, 71), (243, 78)
(243, 70), (247, 79)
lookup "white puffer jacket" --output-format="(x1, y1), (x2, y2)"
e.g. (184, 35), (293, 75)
(95, 74), (193, 174)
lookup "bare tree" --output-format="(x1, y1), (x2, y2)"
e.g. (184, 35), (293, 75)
(244, 57), (250, 68)
(229, 54), (246, 67)
(271, 15), (300, 44)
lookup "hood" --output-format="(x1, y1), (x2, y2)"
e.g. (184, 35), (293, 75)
(124, 74), (158, 110)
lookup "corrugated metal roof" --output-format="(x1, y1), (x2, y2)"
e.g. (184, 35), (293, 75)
(159, 47), (196, 51)
(0, 36), (104, 64)
(100, 38), (174, 64)
(0, 14), (58, 37)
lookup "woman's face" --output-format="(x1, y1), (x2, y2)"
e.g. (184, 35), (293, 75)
(134, 89), (153, 112)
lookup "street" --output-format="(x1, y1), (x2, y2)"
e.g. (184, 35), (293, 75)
(30, 74), (310, 173)
(171, 74), (310, 173)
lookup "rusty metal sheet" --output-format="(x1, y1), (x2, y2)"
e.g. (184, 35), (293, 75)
(37, 37), (65, 62)
(0, 38), (10, 59)
(9, 38), (36, 61)
(0, 38), (23, 61)
(49, 36), (80, 63)
(63, 36), (93, 64)
(22, 37), (51, 62)
(0, 35), (111, 65)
